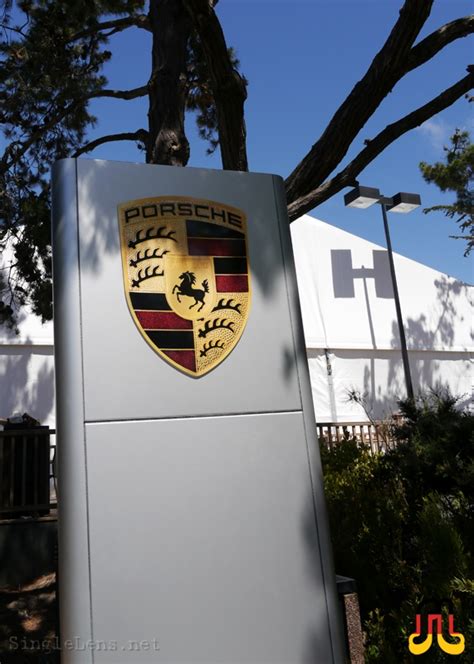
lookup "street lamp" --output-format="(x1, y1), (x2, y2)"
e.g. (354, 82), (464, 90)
(344, 184), (421, 401)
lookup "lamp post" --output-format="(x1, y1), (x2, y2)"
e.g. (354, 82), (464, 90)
(344, 185), (421, 401)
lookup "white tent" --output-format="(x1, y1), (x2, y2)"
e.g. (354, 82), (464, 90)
(1, 215), (472, 426)
(291, 215), (473, 423)
(0, 291), (55, 426)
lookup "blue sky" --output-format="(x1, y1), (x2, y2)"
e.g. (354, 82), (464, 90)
(83, 1), (472, 284)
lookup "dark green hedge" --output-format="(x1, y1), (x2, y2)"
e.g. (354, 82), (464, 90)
(321, 392), (474, 662)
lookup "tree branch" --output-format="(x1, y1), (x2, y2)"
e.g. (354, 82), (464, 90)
(1, 103), (78, 172)
(68, 14), (151, 42)
(90, 85), (148, 101)
(287, 69), (474, 221)
(0, 87), (148, 172)
(0, 21), (27, 37)
(184, 0), (248, 171)
(406, 15), (474, 73)
(71, 129), (149, 157)
(285, 0), (434, 203)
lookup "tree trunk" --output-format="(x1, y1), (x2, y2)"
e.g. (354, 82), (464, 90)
(184, 0), (248, 172)
(147, 0), (191, 166)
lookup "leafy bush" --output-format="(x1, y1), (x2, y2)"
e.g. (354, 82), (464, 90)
(321, 392), (474, 662)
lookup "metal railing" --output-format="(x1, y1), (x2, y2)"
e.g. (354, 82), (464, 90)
(317, 421), (396, 454)
(0, 427), (56, 518)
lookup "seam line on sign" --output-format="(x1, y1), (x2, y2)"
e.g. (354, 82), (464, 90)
(84, 409), (303, 425)
(272, 174), (338, 663)
(75, 160), (95, 658)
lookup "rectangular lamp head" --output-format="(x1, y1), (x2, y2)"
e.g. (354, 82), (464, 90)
(344, 185), (381, 209)
(387, 192), (421, 214)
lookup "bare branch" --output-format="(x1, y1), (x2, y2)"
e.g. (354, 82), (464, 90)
(285, 0), (434, 203)
(407, 15), (474, 73)
(68, 14), (151, 42)
(72, 129), (149, 158)
(184, 0), (248, 171)
(287, 69), (474, 221)
(90, 86), (148, 101)
(0, 21), (27, 37)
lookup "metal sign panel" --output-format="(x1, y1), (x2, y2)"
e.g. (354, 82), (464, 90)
(52, 158), (343, 663)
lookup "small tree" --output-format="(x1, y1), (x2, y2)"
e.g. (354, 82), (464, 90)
(420, 129), (474, 256)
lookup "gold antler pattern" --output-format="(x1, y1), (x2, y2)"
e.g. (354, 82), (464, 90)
(131, 265), (164, 288)
(128, 226), (177, 249)
(198, 318), (235, 338)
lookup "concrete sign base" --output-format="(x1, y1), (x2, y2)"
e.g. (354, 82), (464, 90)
(52, 158), (343, 663)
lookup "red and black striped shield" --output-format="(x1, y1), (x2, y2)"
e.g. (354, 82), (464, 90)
(118, 196), (251, 377)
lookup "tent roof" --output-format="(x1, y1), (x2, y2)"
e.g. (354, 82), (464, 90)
(291, 215), (473, 353)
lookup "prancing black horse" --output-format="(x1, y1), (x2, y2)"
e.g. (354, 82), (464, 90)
(173, 271), (209, 311)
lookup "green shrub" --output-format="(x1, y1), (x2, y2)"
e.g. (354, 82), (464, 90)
(321, 391), (474, 662)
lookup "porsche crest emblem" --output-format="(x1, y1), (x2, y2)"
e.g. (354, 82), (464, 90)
(118, 196), (251, 377)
